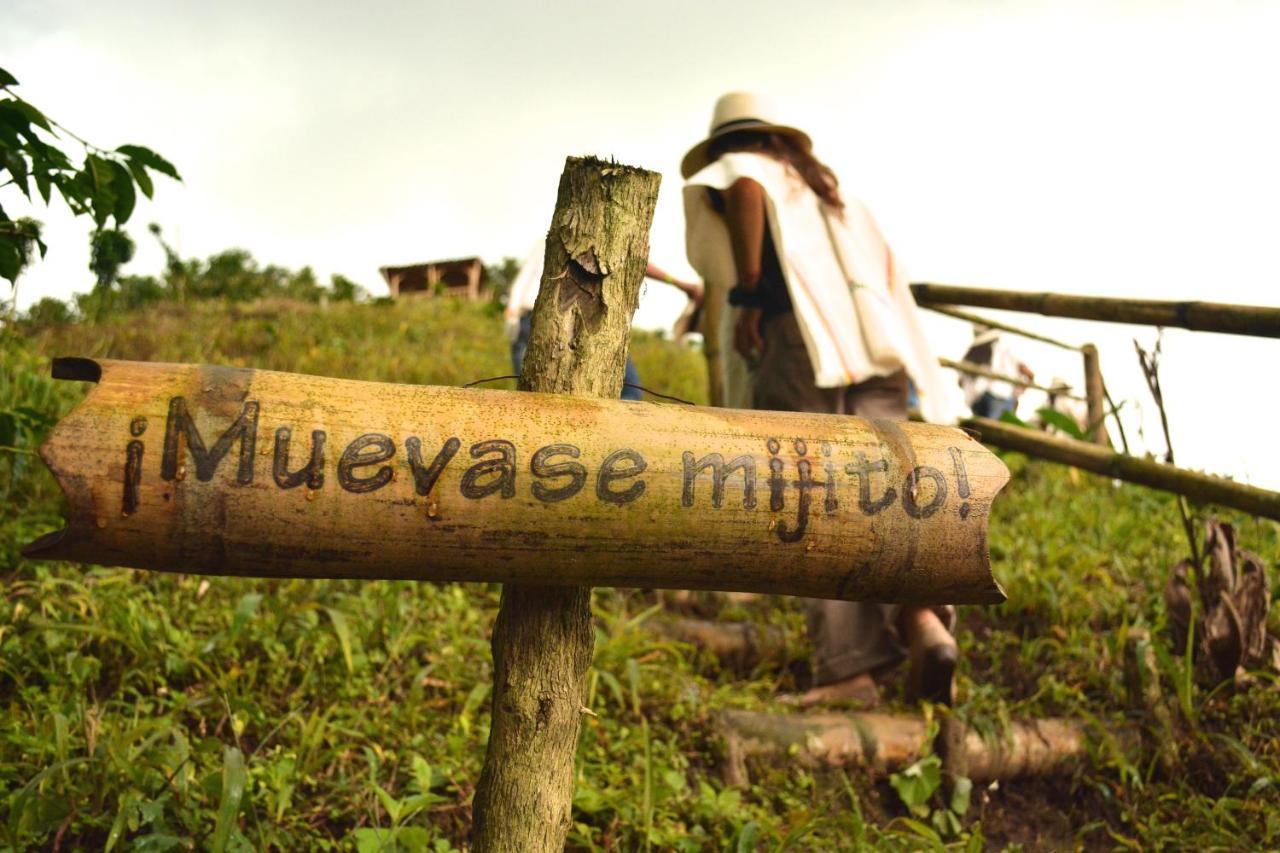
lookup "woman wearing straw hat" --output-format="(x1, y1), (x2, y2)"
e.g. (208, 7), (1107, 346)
(681, 91), (961, 706)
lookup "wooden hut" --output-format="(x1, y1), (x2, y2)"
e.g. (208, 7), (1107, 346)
(379, 257), (486, 300)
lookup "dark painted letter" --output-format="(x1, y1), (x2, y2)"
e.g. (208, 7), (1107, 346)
(531, 444), (587, 503)
(406, 436), (461, 496)
(338, 433), (396, 493)
(596, 448), (647, 505)
(681, 452), (757, 509)
(161, 397), (258, 484)
(274, 426), (326, 490)
(902, 466), (947, 519)
(460, 439), (517, 500)
(845, 452), (897, 515)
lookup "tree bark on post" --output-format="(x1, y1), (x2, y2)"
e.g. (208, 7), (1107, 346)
(1081, 343), (1111, 447)
(470, 156), (661, 852)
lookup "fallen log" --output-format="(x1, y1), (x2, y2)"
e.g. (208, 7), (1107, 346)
(938, 717), (1138, 781)
(660, 589), (762, 615)
(720, 710), (928, 787)
(652, 618), (795, 672)
(962, 416), (1280, 521)
(911, 283), (1280, 339)
(25, 359), (1009, 604)
(719, 709), (1138, 786)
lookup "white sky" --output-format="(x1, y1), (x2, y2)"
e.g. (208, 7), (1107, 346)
(5, 0), (1279, 488)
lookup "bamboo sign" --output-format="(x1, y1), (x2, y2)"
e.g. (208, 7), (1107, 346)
(25, 357), (1009, 604)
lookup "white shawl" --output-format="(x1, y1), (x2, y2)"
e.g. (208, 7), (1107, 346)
(683, 152), (956, 424)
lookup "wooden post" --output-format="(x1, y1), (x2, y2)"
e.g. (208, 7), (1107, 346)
(1080, 343), (1111, 446)
(470, 156), (661, 852)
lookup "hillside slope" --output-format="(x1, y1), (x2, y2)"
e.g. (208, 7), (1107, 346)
(3, 299), (1278, 850)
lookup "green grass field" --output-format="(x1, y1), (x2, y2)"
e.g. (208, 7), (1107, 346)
(3, 298), (1278, 850)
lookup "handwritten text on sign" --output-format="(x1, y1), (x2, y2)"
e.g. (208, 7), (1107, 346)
(121, 396), (977, 544)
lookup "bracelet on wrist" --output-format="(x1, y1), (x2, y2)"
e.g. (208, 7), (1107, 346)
(728, 284), (765, 308)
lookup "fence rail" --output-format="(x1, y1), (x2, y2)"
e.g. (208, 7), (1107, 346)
(911, 283), (1280, 338)
(963, 416), (1280, 520)
(923, 304), (1083, 351)
(939, 357), (1085, 401)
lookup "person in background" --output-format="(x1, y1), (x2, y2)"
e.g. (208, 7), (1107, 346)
(504, 241), (702, 399)
(681, 91), (961, 707)
(959, 325), (1034, 420)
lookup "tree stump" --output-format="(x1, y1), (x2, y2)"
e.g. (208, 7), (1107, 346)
(470, 156), (660, 852)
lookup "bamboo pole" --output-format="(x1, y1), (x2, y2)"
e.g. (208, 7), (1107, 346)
(939, 357), (1085, 401)
(25, 360), (1010, 603)
(962, 416), (1280, 520)
(911, 283), (1280, 338)
(922, 304), (1083, 352)
(1080, 344), (1111, 446)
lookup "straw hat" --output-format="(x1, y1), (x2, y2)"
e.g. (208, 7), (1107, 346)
(971, 324), (1001, 347)
(680, 91), (813, 179)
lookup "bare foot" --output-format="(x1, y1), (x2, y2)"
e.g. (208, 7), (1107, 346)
(902, 608), (958, 706)
(782, 672), (880, 709)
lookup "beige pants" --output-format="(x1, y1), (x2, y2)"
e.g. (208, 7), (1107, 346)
(754, 313), (956, 684)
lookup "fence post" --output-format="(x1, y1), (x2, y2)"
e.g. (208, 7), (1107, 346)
(470, 156), (661, 852)
(1081, 343), (1111, 447)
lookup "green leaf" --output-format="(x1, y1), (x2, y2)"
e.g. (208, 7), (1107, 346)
(7, 98), (51, 131)
(997, 409), (1029, 428)
(626, 656), (642, 715)
(210, 746), (247, 853)
(6, 150), (31, 195)
(932, 807), (962, 837)
(457, 682), (491, 736)
(0, 67), (18, 87)
(83, 155), (116, 228)
(889, 754), (943, 814)
(123, 154), (155, 199)
(353, 827), (394, 853)
(1036, 407), (1085, 441)
(230, 592), (262, 639)
(897, 816), (944, 844)
(33, 163), (52, 203)
(324, 607), (355, 674)
(118, 144), (182, 180)
(105, 791), (139, 852)
(0, 240), (19, 283)
(373, 782), (402, 824)
(949, 775), (973, 816)
(108, 159), (137, 224)
(411, 755), (435, 794)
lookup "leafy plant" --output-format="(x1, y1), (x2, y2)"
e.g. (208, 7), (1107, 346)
(0, 66), (181, 290)
(887, 716), (973, 840)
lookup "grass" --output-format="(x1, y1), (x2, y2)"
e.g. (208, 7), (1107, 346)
(3, 297), (1279, 850)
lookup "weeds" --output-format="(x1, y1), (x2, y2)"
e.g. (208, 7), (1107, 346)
(2, 300), (1278, 848)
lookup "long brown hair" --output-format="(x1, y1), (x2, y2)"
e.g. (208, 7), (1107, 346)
(707, 130), (844, 211)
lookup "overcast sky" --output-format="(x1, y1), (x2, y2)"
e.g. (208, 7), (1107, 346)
(5, 0), (1279, 488)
